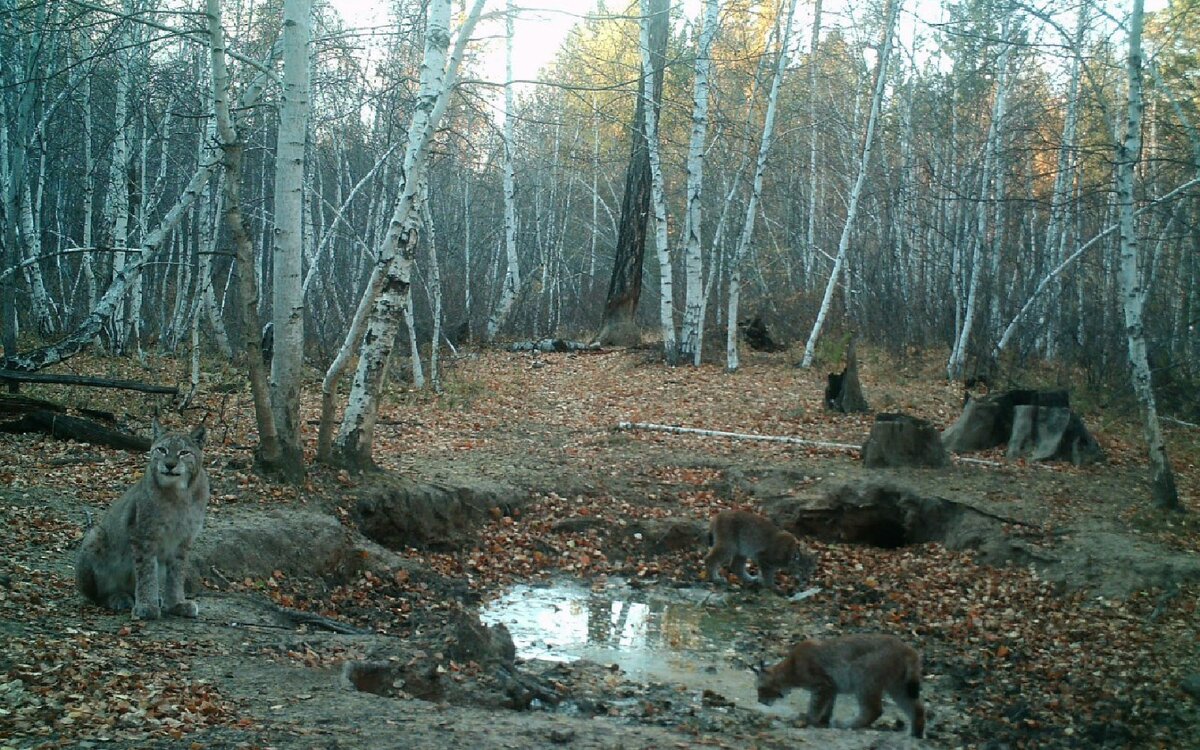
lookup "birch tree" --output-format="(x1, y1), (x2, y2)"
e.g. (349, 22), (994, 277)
(596, 0), (668, 346)
(329, 0), (485, 470)
(801, 0), (900, 368)
(1114, 0), (1180, 511)
(485, 0), (520, 342)
(206, 0), (284, 471)
(677, 0), (719, 365)
(726, 0), (799, 372)
(946, 10), (1016, 380)
(639, 0), (675, 361)
(269, 0), (312, 480)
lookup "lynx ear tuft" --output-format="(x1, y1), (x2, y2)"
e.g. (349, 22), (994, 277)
(151, 418), (163, 441)
(190, 426), (207, 447)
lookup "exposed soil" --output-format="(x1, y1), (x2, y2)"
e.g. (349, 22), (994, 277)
(1, 347), (1198, 749)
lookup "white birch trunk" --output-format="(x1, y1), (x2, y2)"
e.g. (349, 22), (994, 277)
(804, 0), (824, 287)
(79, 33), (97, 312)
(1115, 0), (1179, 510)
(801, 0), (899, 368)
(726, 0), (798, 372)
(677, 0), (719, 366)
(945, 16), (1013, 380)
(421, 181), (442, 386)
(485, 0), (520, 342)
(269, 0), (312, 477)
(19, 177), (55, 334)
(104, 10), (132, 352)
(639, 0), (675, 361)
(330, 0), (485, 468)
(463, 179), (472, 331)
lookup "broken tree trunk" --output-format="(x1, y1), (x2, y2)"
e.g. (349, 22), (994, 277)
(862, 413), (948, 468)
(942, 389), (1103, 466)
(824, 334), (869, 413)
(1007, 405), (1104, 465)
(739, 316), (784, 352)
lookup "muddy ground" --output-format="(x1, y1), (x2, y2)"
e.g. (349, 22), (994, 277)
(1, 348), (1198, 749)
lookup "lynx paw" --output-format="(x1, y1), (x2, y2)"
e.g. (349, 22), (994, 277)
(132, 602), (162, 620)
(167, 600), (199, 618)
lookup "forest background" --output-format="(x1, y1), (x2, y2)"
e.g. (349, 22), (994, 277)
(0, 0), (1197, 499)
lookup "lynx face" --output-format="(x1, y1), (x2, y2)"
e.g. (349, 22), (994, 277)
(149, 428), (205, 491)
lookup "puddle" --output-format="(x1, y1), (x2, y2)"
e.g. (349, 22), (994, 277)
(480, 578), (800, 714)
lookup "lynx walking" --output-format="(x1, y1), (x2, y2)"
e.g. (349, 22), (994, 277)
(75, 423), (209, 620)
(704, 510), (806, 592)
(754, 633), (925, 737)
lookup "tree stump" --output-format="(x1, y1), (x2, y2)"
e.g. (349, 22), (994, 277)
(1007, 405), (1104, 465)
(942, 389), (1103, 466)
(738, 315), (783, 352)
(862, 413), (948, 468)
(824, 334), (869, 413)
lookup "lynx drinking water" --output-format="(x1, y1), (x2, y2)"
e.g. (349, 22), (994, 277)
(754, 633), (926, 737)
(75, 423), (209, 620)
(704, 510), (808, 592)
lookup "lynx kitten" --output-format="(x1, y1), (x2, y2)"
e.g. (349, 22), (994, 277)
(75, 422), (209, 620)
(704, 510), (806, 592)
(754, 633), (926, 737)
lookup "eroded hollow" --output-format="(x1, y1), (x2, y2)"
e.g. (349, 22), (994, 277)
(768, 480), (992, 550)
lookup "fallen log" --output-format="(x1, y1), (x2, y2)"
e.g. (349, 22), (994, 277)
(0, 369), (179, 395)
(0, 393), (65, 418)
(0, 410), (150, 451)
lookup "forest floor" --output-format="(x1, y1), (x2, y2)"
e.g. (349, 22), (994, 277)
(1, 344), (1198, 749)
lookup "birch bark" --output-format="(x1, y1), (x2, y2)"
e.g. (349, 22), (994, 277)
(206, 0), (284, 469)
(946, 13), (1014, 380)
(485, 0), (520, 342)
(269, 0), (312, 479)
(801, 0), (900, 368)
(1114, 0), (1179, 510)
(329, 0), (485, 469)
(639, 0), (675, 362)
(677, 0), (719, 365)
(726, 0), (798, 372)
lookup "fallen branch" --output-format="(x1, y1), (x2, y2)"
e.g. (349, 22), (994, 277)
(0, 369), (179, 394)
(615, 421), (1007, 467)
(269, 603), (370, 635)
(616, 421), (860, 453)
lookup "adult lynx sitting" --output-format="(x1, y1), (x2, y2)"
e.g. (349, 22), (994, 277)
(754, 633), (926, 738)
(75, 423), (209, 620)
(704, 510), (806, 592)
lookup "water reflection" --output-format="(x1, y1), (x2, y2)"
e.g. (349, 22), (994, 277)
(480, 578), (791, 713)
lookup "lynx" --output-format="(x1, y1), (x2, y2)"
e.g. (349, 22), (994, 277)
(75, 423), (209, 620)
(754, 633), (926, 738)
(704, 510), (806, 592)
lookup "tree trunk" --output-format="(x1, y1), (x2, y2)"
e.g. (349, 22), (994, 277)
(726, 0), (799, 372)
(268, 0), (312, 481)
(639, 0), (675, 362)
(206, 0), (285, 473)
(677, 0), (719, 365)
(1115, 0), (1180, 511)
(331, 0), (485, 470)
(801, 0), (899, 368)
(596, 0), (668, 347)
(485, 0), (521, 342)
(947, 13), (1014, 380)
